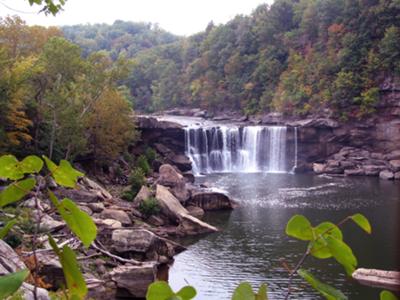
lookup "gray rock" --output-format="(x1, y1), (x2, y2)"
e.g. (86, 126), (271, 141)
(94, 218), (122, 229)
(133, 186), (152, 207)
(379, 170), (395, 180)
(389, 160), (400, 172)
(313, 163), (326, 174)
(394, 172), (400, 180)
(110, 263), (158, 298)
(36, 252), (64, 288)
(188, 191), (234, 210)
(364, 165), (387, 176)
(100, 209), (132, 226)
(88, 202), (105, 213)
(186, 206), (205, 219)
(385, 150), (400, 161)
(78, 205), (93, 215)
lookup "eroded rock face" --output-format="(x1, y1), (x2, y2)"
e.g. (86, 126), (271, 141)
(133, 186), (152, 207)
(110, 263), (158, 298)
(380, 170), (395, 180)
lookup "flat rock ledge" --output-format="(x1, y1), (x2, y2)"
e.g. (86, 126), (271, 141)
(352, 268), (400, 291)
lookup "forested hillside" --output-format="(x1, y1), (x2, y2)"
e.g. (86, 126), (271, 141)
(65, 0), (398, 118)
(0, 16), (137, 162)
(62, 21), (179, 58)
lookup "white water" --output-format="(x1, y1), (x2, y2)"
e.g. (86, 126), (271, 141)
(185, 125), (293, 174)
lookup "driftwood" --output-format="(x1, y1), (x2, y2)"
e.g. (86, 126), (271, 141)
(352, 268), (400, 291)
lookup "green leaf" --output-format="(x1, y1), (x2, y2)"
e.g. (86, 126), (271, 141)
(19, 156), (43, 174)
(0, 155), (21, 179)
(0, 219), (17, 239)
(310, 222), (343, 259)
(146, 281), (175, 300)
(0, 269), (30, 299)
(48, 191), (97, 248)
(232, 282), (256, 300)
(297, 269), (347, 300)
(59, 245), (87, 298)
(0, 178), (36, 207)
(256, 283), (268, 300)
(380, 290), (399, 300)
(350, 214), (371, 234)
(0, 155), (43, 180)
(326, 236), (357, 276)
(43, 156), (84, 188)
(285, 215), (313, 241)
(176, 286), (197, 300)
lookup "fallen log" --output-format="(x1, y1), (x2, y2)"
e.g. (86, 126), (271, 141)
(352, 268), (400, 291)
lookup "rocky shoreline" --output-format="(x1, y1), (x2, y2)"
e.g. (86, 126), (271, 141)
(0, 161), (236, 299)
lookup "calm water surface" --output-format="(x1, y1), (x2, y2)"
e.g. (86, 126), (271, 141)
(169, 173), (400, 300)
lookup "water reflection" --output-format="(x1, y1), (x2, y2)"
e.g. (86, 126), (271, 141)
(169, 173), (400, 300)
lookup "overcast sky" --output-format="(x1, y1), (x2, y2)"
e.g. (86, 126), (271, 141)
(0, 0), (271, 36)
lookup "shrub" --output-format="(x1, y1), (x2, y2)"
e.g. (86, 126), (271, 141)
(128, 167), (146, 196)
(121, 190), (134, 202)
(136, 155), (151, 175)
(144, 147), (157, 163)
(138, 197), (160, 218)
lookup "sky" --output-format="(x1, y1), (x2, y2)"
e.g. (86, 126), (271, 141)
(0, 0), (271, 36)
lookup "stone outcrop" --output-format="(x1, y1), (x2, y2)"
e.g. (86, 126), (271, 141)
(155, 185), (218, 234)
(188, 190), (235, 211)
(110, 263), (158, 298)
(157, 164), (190, 202)
(100, 209), (132, 226)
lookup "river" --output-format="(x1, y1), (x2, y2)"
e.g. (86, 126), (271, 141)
(169, 172), (400, 300)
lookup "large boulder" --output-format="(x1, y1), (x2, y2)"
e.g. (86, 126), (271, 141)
(110, 263), (158, 298)
(80, 177), (113, 200)
(155, 185), (218, 234)
(133, 186), (152, 207)
(313, 163), (326, 174)
(385, 150), (400, 161)
(363, 165), (387, 176)
(36, 252), (64, 289)
(344, 169), (365, 176)
(188, 191), (234, 210)
(100, 209), (132, 226)
(111, 229), (172, 258)
(157, 164), (190, 202)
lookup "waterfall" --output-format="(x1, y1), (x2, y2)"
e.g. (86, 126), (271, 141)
(292, 127), (298, 172)
(185, 125), (293, 174)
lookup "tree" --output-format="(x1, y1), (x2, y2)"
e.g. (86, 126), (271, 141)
(25, 0), (66, 15)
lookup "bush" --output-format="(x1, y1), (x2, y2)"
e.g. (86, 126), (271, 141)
(138, 197), (160, 218)
(128, 167), (146, 196)
(121, 190), (134, 201)
(145, 147), (157, 163)
(136, 155), (151, 175)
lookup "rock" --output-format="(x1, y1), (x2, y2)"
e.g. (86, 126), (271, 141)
(188, 191), (234, 210)
(155, 185), (188, 222)
(389, 160), (400, 172)
(157, 164), (184, 187)
(148, 215), (165, 226)
(0, 240), (50, 300)
(352, 268), (400, 291)
(379, 170), (394, 180)
(78, 205), (93, 215)
(364, 165), (387, 176)
(94, 218), (122, 229)
(111, 229), (172, 258)
(155, 185), (218, 234)
(313, 163), (326, 174)
(133, 186), (152, 207)
(37, 213), (65, 232)
(186, 205), (205, 219)
(182, 171), (195, 183)
(394, 172), (400, 180)
(88, 202), (105, 213)
(169, 154), (192, 172)
(344, 169), (365, 176)
(385, 150), (400, 161)
(179, 214), (219, 235)
(56, 188), (102, 203)
(100, 209), (132, 226)
(80, 177), (113, 200)
(22, 198), (50, 211)
(110, 263), (158, 298)
(157, 164), (189, 202)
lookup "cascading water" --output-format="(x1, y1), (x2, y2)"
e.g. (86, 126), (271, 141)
(185, 125), (293, 174)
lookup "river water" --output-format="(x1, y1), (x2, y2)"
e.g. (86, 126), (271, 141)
(169, 173), (400, 300)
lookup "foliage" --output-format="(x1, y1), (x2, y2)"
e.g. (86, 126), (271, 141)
(0, 154), (95, 299)
(146, 281), (196, 300)
(128, 167), (146, 196)
(138, 197), (160, 218)
(26, 0), (66, 15)
(144, 147), (157, 164)
(137, 154), (151, 175)
(232, 282), (268, 300)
